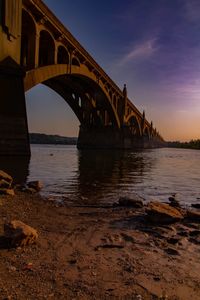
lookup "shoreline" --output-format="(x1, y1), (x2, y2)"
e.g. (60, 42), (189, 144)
(1, 192), (200, 299)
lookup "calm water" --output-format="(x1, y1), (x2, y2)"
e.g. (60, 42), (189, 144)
(1, 145), (200, 206)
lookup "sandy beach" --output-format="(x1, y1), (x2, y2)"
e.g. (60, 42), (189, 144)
(0, 192), (200, 300)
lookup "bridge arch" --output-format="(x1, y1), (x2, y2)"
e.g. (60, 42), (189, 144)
(24, 64), (121, 128)
(20, 9), (36, 70)
(39, 30), (55, 66)
(72, 57), (80, 67)
(143, 126), (150, 139)
(126, 114), (142, 136)
(57, 46), (69, 64)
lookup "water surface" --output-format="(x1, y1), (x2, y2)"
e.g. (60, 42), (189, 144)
(0, 145), (200, 205)
(1, 145), (200, 206)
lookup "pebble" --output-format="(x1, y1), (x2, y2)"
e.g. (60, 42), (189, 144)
(164, 247), (180, 256)
(8, 266), (17, 272)
(167, 237), (180, 245)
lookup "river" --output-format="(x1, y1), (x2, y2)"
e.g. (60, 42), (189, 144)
(1, 145), (200, 206)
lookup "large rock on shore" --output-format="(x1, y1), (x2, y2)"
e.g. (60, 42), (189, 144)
(0, 170), (13, 188)
(0, 188), (15, 196)
(118, 195), (144, 208)
(0, 179), (11, 189)
(4, 220), (38, 247)
(0, 170), (14, 196)
(146, 201), (184, 224)
(27, 181), (43, 192)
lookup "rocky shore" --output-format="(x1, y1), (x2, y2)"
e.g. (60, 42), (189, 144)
(0, 171), (200, 299)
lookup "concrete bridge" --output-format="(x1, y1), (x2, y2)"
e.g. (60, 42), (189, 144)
(0, 0), (164, 156)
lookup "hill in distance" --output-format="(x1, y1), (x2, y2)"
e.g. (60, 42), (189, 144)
(29, 133), (77, 145)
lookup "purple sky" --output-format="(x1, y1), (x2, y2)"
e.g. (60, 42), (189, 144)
(26, 0), (200, 141)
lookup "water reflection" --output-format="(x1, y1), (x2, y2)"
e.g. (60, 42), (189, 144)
(76, 149), (155, 204)
(0, 156), (30, 184)
(0, 146), (156, 205)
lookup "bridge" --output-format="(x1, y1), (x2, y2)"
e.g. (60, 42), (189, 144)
(0, 0), (164, 156)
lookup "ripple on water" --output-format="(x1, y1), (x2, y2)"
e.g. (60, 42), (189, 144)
(1, 145), (200, 206)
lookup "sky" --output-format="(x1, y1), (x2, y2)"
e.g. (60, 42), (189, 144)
(26, 0), (200, 141)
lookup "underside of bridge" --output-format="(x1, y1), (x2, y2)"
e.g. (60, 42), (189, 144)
(0, 0), (164, 156)
(44, 74), (123, 149)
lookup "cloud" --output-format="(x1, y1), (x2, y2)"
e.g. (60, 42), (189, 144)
(176, 109), (189, 113)
(117, 38), (158, 67)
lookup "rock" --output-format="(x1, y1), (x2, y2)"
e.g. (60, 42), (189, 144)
(24, 187), (37, 194)
(0, 189), (15, 196)
(14, 184), (26, 191)
(191, 203), (200, 209)
(189, 237), (200, 245)
(68, 259), (77, 265)
(168, 196), (181, 208)
(0, 179), (11, 189)
(0, 170), (13, 185)
(186, 210), (200, 222)
(168, 196), (176, 202)
(189, 230), (200, 237)
(27, 181), (43, 191)
(146, 201), (184, 224)
(8, 265), (17, 272)
(164, 247), (180, 256)
(185, 223), (200, 229)
(22, 262), (33, 271)
(118, 195), (144, 208)
(0, 171), (13, 196)
(178, 230), (189, 237)
(4, 220), (38, 247)
(154, 276), (161, 281)
(167, 237), (180, 245)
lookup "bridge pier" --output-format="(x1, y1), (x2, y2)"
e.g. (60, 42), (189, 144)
(77, 125), (164, 149)
(0, 58), (30, 156)
(77, 125), (124, 149)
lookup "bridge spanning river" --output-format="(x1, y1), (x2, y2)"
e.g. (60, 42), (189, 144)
(0, 0), (164, 155)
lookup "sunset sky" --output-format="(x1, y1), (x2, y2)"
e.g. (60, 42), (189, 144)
(26, 0), (200, 141)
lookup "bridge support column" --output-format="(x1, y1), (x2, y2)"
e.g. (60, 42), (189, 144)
(77, 125), (164, 150)
(0, 58), (30, 156)
(77, 125), (124, 149)
(122, 126), (164, 149)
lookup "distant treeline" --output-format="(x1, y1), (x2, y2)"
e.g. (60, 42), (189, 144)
(167, 139), (200, 150)
(30, 133), (77, 145)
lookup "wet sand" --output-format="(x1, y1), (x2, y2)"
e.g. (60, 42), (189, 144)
(0, 192), (200, 300)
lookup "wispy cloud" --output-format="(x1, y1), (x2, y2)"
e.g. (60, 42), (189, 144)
(117, 38), (158, 67)
(176, 109), (188, 113)
(175, 82), (200, 100)
(161, 76), (200, 111)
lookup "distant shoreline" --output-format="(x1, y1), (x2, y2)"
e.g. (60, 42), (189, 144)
(29, 133), (200, 149)
(167, 139), (200, 150)
(29, 133), (77, 145)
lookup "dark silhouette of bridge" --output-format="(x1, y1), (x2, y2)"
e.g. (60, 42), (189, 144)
(0, 0), (164, 155)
